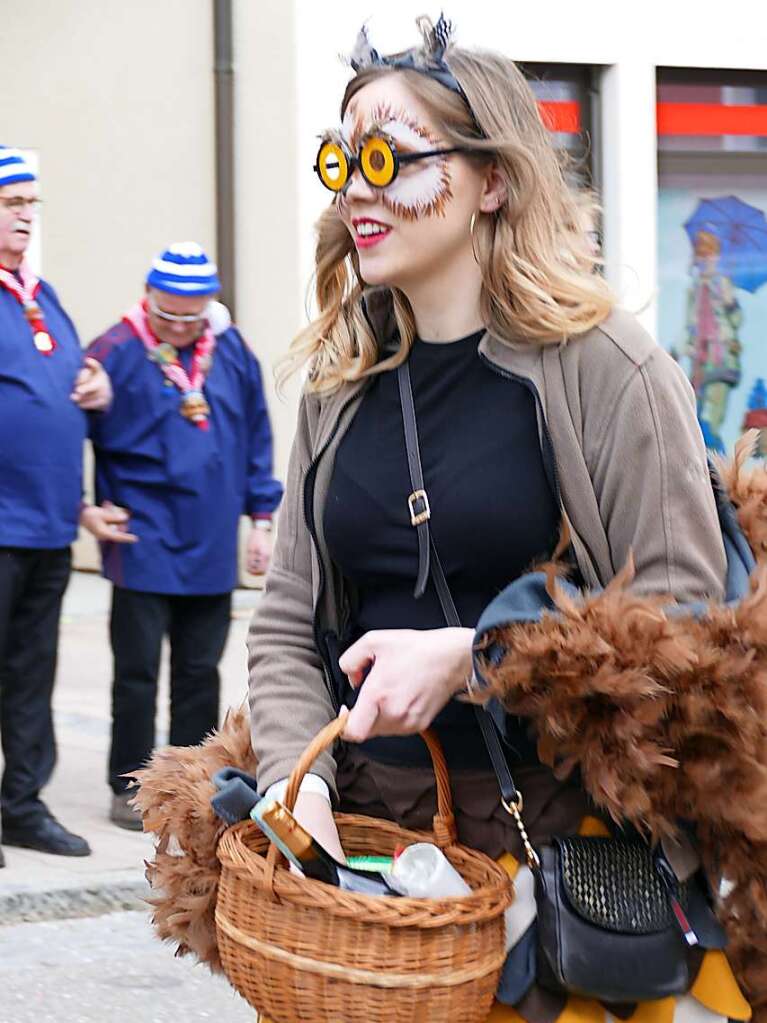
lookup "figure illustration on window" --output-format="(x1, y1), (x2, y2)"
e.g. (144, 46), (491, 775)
(685, 229), (742, 453)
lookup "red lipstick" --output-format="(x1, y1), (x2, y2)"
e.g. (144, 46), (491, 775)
(352, 217), (392, 249)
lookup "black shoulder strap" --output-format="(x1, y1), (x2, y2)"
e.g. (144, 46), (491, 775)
(397, 364), (431, 599)
(397, 361), (520, 806)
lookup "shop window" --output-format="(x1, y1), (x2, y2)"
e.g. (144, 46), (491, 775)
(657, 68), (767, 454)
(520, 63), (600, 189)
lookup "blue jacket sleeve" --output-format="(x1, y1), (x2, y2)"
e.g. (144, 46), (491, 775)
(239, 334), (283, 517)
(83, 324), (126, 443)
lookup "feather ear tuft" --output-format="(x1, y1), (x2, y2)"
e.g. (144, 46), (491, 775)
(415, 13), (455, 62)
(432, 12), (456, 59)
(346, 23), (380, 72)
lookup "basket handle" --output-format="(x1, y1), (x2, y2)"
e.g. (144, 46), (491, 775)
(282, 709), (350, 814)
(262, 711), (457, 888)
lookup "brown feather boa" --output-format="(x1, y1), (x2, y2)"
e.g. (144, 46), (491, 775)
(478, 432), (767, 1019)
(132, 706), (256, 972)
(134, 432), (767, 1015)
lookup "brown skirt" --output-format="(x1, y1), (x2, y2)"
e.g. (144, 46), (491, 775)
(335, 742), (591, 860)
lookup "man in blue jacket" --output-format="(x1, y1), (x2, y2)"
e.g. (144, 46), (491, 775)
(0, 147), (122, 864)
(84, 242), (283, 829)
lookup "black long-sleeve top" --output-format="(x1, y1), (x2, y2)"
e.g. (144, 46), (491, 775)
(324, 330), (560, 768)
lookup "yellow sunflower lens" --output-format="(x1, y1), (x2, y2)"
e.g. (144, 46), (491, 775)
(317, 142), (348, 192)
(360, 137), (396, 188)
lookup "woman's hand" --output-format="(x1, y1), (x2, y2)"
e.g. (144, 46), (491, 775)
(340, 627), (474, 742)
(71, 357), (112, 410)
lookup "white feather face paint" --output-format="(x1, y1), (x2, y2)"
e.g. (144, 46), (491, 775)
(341, 107), (357, 146)
(337, 103), (454, 221)
(377, 112), (453, 220)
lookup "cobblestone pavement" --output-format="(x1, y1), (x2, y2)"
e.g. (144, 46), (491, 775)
(0, 910), (256, 1023)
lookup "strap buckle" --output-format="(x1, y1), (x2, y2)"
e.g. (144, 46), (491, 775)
(408, 489), (431, 526)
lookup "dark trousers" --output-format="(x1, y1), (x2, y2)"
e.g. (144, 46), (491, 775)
(108, 587), (232, 794)
(0, 547), (71, 827)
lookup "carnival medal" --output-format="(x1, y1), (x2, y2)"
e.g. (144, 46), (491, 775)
(123, 300), (216, 430)
(148, 342), (179, 367)
(33, 331), (55, 353)
(180, 390), (211, 425)
(28, 303), (55, 354)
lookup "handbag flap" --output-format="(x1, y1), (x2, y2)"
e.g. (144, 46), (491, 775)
(554, 837), (687, 934)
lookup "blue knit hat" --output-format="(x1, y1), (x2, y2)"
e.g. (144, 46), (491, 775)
(0, 147), (36, 187)
(146, 242), (221, 296)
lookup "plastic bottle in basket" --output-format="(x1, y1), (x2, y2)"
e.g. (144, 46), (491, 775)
(388, 842), (473, 898)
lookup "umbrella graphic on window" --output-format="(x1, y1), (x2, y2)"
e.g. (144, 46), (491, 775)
(684, 195), (767, 293)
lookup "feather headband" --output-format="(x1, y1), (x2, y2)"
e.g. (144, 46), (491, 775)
(346, 14), (470, 106)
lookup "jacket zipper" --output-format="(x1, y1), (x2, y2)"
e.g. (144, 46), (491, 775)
(477, 352), (563, 509)
(302, 391), (364, 712)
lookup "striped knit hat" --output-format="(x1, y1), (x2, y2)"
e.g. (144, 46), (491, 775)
(0, 147), (36, 188)
(146, 242), (221, 296)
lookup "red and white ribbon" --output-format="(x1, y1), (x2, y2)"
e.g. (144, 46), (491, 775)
(123, 300), (216, 430)
(0, 260), (57, 355)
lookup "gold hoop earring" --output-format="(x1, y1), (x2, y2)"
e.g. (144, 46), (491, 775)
(469, 210), (481, 265)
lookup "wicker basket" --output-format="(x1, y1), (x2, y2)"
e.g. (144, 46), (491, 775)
(215, 714), (514, 1023)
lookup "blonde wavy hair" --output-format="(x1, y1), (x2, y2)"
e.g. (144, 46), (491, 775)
(281, 24), (614, 393)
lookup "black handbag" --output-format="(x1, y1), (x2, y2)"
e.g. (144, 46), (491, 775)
(396, 360), (727, 1004)
(532, 835), (726, 1001)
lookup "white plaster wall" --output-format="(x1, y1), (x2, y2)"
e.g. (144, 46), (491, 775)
(2, 0), (216, 571)
(234, 0), (303, 479)
(2, 0), (216, 344)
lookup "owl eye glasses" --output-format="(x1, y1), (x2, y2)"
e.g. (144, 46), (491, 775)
(314, 134), (467, 193)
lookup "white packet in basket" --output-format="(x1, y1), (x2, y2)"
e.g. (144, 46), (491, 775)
(387, 843), (472, 898)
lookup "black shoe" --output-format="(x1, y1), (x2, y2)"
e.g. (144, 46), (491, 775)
(0, 845), (4, 868)
(2, 814), (91, 857)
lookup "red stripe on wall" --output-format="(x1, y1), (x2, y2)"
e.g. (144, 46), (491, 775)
(538, 100), (581, 134)
(657, 102), (767, 137)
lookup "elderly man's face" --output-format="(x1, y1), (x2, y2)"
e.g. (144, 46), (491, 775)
(0, 180), (39, 268)
(145, 287), (211, 348)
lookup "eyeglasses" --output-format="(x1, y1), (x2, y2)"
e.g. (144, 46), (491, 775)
(146, 295), (210, 324)
(314, 134), (467, 193)
(0, 197), (42, 212)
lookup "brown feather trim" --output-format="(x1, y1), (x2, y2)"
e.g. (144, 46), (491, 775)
(715, 430), (767, 557)
(131, 704), (256, 972)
